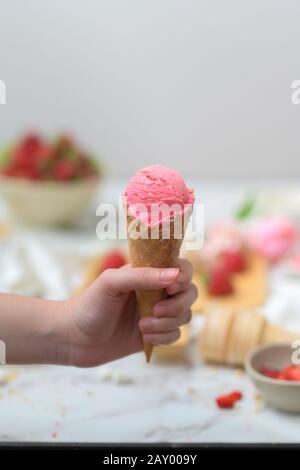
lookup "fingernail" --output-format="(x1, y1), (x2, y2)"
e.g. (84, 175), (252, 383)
(160, 268), (179, 282)
(140, 319), (153, 332)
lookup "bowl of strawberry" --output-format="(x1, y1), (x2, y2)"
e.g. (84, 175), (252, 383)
(0, 133), (101, 226)
(246, 343), (300, 413)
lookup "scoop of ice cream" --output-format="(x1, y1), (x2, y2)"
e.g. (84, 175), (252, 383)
(124, 165), (194, 226)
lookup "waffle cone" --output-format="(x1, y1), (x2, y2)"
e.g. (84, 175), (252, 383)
(127, 212), (190, 362)
(200, 308), (235, 364)
(225, 311), (265, 366)
(200, 309), (300, 367)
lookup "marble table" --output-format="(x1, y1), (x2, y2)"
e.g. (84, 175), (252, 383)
(0, 177), (300, 443)
(0, 333), (300, 443)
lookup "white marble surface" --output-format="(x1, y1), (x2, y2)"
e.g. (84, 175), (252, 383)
(0, 339), (300, 443)
(0, 177), (300, 443)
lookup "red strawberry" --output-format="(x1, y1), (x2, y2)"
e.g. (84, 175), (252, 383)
(34, 145), (53, 175)
(279, 365), (300, 382)
(78, 156), (98, 178)
(260, 367), (280, 379)
(6, 166), (39, 180)
(53, 135), (74, 157)
(100, 250), (127, 272)
(277, 372), (287, 380)
(216, 390), (243, 409)
(24, 167), (39, 180)
(11, 147), (31, 168)
(207, 266), (234, 296)
(2, 133), (98, 183)
(54, 161), (76, 180)
(36, 144), (52, 161)
(260, 364), (300, 381)
(219, 250), (247, 273)
(21, 134), (43, 156)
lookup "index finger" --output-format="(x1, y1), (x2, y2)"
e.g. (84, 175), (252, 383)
(166, 258), (193, 295)
(100, 266), (180, 295)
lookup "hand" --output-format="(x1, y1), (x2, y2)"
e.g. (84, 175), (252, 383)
(59, 259), (197, 367)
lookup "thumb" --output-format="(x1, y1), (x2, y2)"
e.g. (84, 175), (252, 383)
(98, 266), (179, 295)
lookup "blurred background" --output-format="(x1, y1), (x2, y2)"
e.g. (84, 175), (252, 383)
(0, 0), (300, 177)
(0, 0), (300, 444)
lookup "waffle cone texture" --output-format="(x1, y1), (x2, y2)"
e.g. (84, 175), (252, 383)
(200, 309), (299, 367)
(127, 212), (190, 362)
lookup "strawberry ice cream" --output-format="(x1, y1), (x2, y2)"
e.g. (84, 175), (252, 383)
(124, 165), (194, 362)
(124, 165), (194, 226)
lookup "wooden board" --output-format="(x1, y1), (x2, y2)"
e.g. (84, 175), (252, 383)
(153, 325), (189, 361)
(192, 252), (267, 314)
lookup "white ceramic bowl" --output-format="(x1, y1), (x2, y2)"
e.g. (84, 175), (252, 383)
(0, 176), (100, 227)
(246, 343), (300, 413)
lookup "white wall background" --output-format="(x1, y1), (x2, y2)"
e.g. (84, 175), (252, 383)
(0, 0), (299, 177)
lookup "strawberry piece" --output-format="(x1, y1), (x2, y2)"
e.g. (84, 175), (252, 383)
(1, 133), (98, 182)
(35, 144), (52, 161)
(207, 266), (234, 296)
(54, 161), (76, 180)
(100, 250), (127, 272)
(11, 147), (31, 168)
(34, 145), (53, 176)
(78, 156), (98, 178)
(231, 390), (243, 400)
(24, 167), (39, 180)
(288, 367), (300, 381)
(21, 134), (43, 155)
(260, 367), (280, 379)
(260, 364), (300, 381)
(216, 390), (243, 409)
(277, 372), (287, 380)
(5, 166), (39, 180)
(279, 365), (300, 382)
(53, 135), (74, 158)
(219, 250), (247, 273)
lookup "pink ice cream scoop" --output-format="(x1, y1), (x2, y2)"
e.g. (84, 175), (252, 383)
(124, 165), (194, 226)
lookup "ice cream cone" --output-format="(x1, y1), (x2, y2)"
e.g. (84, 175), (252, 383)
(199, 308), (235, 364)
(124, 165), (194, 362)
(200, 308), (300, 367)
(127, 214), (188, 362)
(225, 310), (265, 366)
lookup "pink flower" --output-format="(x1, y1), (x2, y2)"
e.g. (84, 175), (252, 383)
(249, 218), (298, 262)
(200, 221), (247, 266)
(290, 253), (300, 272)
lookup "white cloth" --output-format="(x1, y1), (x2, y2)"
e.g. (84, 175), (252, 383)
(0, 234), (87, 299)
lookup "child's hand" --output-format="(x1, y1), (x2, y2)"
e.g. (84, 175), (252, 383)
(61, 259), (197, 367)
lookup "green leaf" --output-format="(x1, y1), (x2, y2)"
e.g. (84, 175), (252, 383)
(90, 157), (101, 174)
(235, 197), (257, 220)
(200, 271), (209, 286)
(0, 147), (11, 168)
(65, 150), (79, 161)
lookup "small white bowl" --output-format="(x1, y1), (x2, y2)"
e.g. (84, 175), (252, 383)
(245, 343), (300, 413)
(0, 176), (100, 227)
